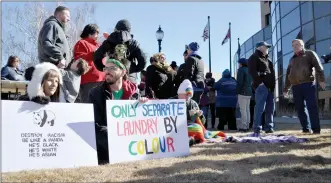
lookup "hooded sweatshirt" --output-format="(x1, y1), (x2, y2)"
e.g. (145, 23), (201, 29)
(38, 16), (71, 66)
(19, 62), (66, 104)
(93, 30), (147, 83)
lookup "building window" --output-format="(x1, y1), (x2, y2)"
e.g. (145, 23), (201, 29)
(316, 39), (331, 62)
(264, 25), (272, 40)
(280, 1), (299, 18)
(313, 1), (331, 19)
(282, 28), (301, 55)
(265, 13), (271, 26)
(282, 52), (294, 89)
(315, 15), (331, 42)
(246, 49), (254, 59)
(277, 22), (281, 41)
(273, 42), (278, 62)
(246, 37), (253, 51)
(253, 29), (264, 46)
(302, 21), (315, 45)
(281, 7), (300, 36)
(301, 2), (313, 24)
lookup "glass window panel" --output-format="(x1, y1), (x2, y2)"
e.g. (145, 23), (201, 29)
(271, 1), (276, 13)
(282, 52), (294, 86)
(280, 1), (299, 17)
(276, 4), (280, 23)
(246, 37), (253, 51)
(278, 38), (282, 53)
(301, 2), (313, 24)
(240, 43), (245, 57)
(315, 16), (331, 42)
(302, 21), (315, 45)
(313, 1), (331, 19)
(272, 12), (277, 30)
(316, 39), (331, 62)
(272, 27), (277, 46)
(253, 30), (264, 46)
(282, 28), (301, 55)
(322, 64), (331, 90)
(281, 7), (300, 36)
(277, 21), (281, 41)
(246, 49), (254, 59)
(264, 25), (272, 40)
(306, 44), (315, 51)
(273, 43), (278, 63)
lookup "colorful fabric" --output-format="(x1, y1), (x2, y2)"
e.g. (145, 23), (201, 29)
(188, 114), (226, 143)
(226, 134), (309, 143)
(112, 88), (124, 100)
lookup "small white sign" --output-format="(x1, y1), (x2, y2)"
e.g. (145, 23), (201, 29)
(106, 99), (190, 164)
(1, 100), (98, 172)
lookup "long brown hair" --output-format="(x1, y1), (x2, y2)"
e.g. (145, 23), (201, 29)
(7, 55), (19, 67)
(41, 69), (61, 102)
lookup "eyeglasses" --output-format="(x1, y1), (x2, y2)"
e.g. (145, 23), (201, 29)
(103, 66), (119, 72)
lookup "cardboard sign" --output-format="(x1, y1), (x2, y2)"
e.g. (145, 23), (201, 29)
(106, 99), (190, 164)
(1, 100), (98, 172)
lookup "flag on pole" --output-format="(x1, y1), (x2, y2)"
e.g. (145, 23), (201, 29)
(221, 28), (231, 45)
(202, 21), (209, 42)
(237, 38), (241, 57)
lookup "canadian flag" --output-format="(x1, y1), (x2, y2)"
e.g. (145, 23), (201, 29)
(221, 28), (231, 45)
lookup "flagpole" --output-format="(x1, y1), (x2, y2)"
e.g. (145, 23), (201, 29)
(229, 22), (232, 75)
(208, 16), (211, 73)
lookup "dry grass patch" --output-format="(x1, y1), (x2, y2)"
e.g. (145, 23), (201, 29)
(2, 123), (331, 183)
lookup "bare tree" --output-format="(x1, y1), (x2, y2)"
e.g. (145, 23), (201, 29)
(2, 2), (96, 69)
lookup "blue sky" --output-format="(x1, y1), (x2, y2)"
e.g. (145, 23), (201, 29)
(2, 2), (261, 79)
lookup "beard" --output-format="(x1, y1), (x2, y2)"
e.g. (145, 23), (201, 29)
(105, 73), (121, 86)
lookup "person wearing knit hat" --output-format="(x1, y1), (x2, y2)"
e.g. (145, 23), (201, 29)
(88, 57), (148, 165)
(214, 69), (238, 131)
(177, 41), (205, 104)
(236, 58), (253, 132)
(94, 19), (147, 84)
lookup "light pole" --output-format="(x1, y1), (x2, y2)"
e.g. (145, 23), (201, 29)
(155, 25), (164, 52)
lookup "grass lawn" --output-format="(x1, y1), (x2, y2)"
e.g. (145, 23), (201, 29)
(2, 123), (331, 182)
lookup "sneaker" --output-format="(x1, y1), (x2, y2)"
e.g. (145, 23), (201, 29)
(302, 129), (313, 134)
(265, 129), (274, 134)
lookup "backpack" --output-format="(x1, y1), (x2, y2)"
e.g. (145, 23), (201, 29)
(107, 43), (130, 61)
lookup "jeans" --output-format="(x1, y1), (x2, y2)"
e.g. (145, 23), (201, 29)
(238, 95), (251, 130)
(292, 82), (320, 133)
(253, 84), (274, 133)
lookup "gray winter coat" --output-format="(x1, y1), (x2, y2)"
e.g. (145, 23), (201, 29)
(38, 16), (71, 67)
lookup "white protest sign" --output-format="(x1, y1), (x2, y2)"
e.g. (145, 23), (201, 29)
(1, 100), (98, 172)
(106, 99), (190, 164)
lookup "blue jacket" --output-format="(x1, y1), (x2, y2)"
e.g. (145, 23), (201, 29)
(1, 66), (25, 81)
(236, 66), (252, 96)
(214, 71), (237, 108)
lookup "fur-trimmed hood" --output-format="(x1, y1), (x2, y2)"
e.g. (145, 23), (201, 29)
(27, 62), (63, 100)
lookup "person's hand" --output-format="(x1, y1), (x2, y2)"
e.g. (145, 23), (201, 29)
(197, 110), (203, 116)
(283, 91), (289, 98)
(57, 60), (65, 68)
(70, 60), (79, 71)
(139, 97), (149, 103)
(319, 82), (326, 90)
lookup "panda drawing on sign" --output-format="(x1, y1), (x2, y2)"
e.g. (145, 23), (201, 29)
(33, 110), (56, 127)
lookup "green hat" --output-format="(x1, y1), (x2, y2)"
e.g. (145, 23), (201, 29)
(106, 58), (126, 70)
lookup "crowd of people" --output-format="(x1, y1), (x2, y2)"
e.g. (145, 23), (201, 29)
(1, 6), (327, 165)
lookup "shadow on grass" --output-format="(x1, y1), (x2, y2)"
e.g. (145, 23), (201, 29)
(123, 154), (331, 183)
